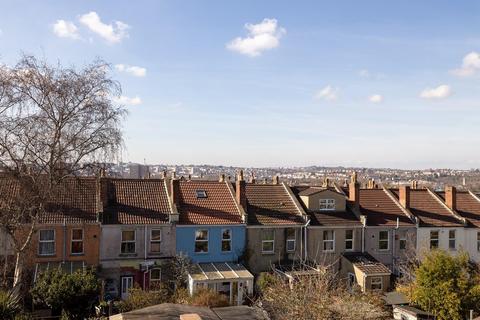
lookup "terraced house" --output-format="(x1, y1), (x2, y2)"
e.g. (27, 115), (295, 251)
(240, 174), (307, 274)
(0, 177), (102, 282)
(173, 176), (253, 305)
(100, 178), (177, 300)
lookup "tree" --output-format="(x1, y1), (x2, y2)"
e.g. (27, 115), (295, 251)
(259, 272), (389, 320)
(0, 55), (125, 293)
(407, 250), (480, 320)
(31, 269), (99, 320)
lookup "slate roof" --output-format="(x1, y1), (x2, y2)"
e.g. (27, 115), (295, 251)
(437, 191), (480, 227)
(102, 178), (172, 225)
(0, 177), (99, 224)
(177, 180), (243, 225)
(343, 252), (391, 275)
(391, 189), (463, 227)
(297, 186), (343, 197)
(359, 189), (414, 227)
(245, 184), (305, 225)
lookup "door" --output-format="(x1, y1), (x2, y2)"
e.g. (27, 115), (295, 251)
(121, 276), (134, 300)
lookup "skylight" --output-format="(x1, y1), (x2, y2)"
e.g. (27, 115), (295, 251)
(196, 190), (207, 199)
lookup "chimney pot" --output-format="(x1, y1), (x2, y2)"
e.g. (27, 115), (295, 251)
(219, 174), (225, 183)
(411, 180), (418, 190)
(445, 186), (457, 211)
(273, 175), (279, 185)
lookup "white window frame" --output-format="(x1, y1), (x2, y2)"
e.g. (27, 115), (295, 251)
(150, 268), (162, 284)
(378, 230), (389, 251)
(150, 229), (162, 253)
(286, 228), (296, 252)
(38, 229), (55, 256)
(477, 232), (480, 252)
(319, 199), (336, 211)
(121, 230), (136, 254)
(262, 229), (275, 254)
(371, 276), (383, 290)
(430, 230), (439, 249)
(195, 229), (209, 253)
(71, 228), (84, 255)
(345, 229), (354, 251)
(323, 230), (335, 252)
(449, 229), (456, 250)
(221, 228), (232, 252)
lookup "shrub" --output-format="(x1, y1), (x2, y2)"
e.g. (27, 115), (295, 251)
(0, 290), (20, 320)
(31, 269), (99, 320)
(189, 288), (229, 308)
(116, 286), (171, 313)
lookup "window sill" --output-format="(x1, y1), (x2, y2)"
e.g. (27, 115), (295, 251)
(119, 253), (137, 257)
(71, 253), (85, 256)
(194, 252), (209, 255)
(37, 254), (56, 257)
(262, 252), (275, 255)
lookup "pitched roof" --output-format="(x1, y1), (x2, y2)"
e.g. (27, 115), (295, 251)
(177, 180), (243, 225)
(343, 252), (391, 275)
(391, 189), (463, 227)
(437, 191), (480, 227)
(102, 178), (172, 225)
(297, 186), (343, 197)
(0, 177), (99, 224)
(358, 189), (414, 227)
(245, 184), (304, 225)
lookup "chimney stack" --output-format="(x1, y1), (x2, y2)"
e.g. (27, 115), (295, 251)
(249, 174), (256, 184)
(273, 175), (279, 185)
(349, 172), (360, 210)
(263, 178), (268, 184)
(323, 177), (329, 188)
(367, 179), (374, 189)
(236, 170), (247, 209)
(170, 177), (180, 206)
(399, 185), (410, 209)
(219, 174), (225, 183)
(445, 186), (457, 211)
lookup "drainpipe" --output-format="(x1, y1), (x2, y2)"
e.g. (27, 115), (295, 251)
(393, 217), (399, 272)
(63, 218), (67, 263)
(303, 219), (311, 261)
(144, 225), (147, 261)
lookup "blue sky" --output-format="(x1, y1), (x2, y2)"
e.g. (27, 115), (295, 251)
(1, 0), (480, 169)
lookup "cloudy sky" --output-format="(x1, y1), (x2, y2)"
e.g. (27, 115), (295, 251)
(1, 0), (480, 169)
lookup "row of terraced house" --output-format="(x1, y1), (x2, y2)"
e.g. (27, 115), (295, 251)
(1, 171), (480, 305)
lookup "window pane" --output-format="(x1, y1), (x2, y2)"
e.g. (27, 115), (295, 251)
(151, 230), (161, 241)
(195, 241), (208, 253)
(122, 231), (135, 241)
(345, 230), (353, 240)
(324, 241), (334, 251)
(323, 230), (333, 240)
(195, 230), (208, 241)
(151, 269), (161, 281)
(121, 242), (135, 253)
(262, 241), (274, 252)
(399, 239), (406, 250)
(71, 241), (83, 254)
(379, 231), (388, 240)
(287, 239), (295, 251)
(40, 230), (54, 241)
(40, 242), (54, 255)
(222, 229), (231, 240)
(72, 229), (83, 240)
(222, 240), (231, 252)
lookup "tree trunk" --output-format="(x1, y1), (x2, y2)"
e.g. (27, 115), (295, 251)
(12, 252), (23, 296)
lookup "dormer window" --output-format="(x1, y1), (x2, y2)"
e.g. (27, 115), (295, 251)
(196, 190), (207, 198)
(319, 199), (335, 211)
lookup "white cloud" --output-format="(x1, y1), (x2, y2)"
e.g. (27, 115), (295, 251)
(369, 94), (383, 103)
(451, 52), (480, 77)
(314, 85), (339, 101)
(115, 64), (146, 77)
(52, 20), (80, 39)
(114, 95), (142, 106)
(79, 12), (129, 44)
(420, 84), (452, 99)
(226, 18), (286, 57)
(359, 69), (370, 78)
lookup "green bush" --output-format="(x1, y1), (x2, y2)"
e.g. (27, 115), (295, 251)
(31, 269), (99, 320)
(0, 290), (20, 320)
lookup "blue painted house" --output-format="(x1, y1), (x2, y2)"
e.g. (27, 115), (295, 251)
(173, 176), (246, 263)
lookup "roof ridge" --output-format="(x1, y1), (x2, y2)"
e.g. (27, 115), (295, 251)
(426, 187), (467, 225)
(382, 187), (418, 225)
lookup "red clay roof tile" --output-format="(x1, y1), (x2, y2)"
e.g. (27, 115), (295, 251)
(359, 189), (414, 227)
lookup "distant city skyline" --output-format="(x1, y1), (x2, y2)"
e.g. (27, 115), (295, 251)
(1, 1), (480, 169)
